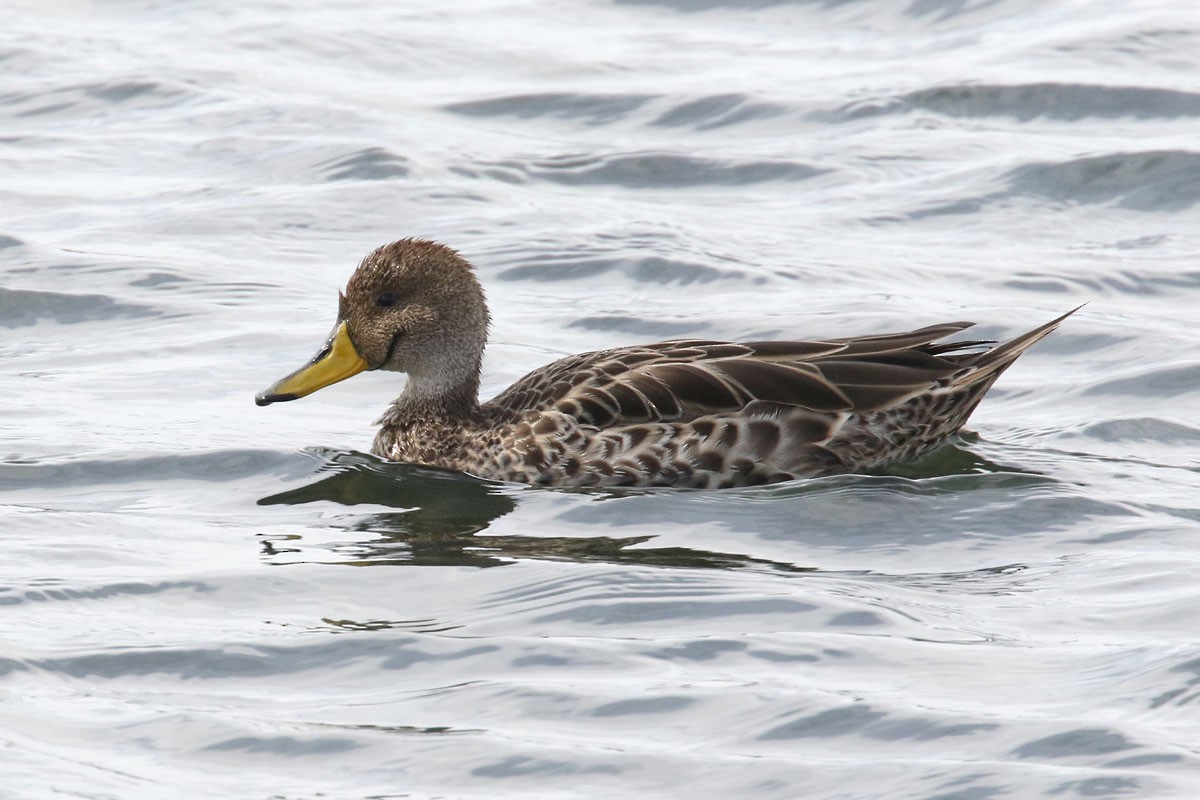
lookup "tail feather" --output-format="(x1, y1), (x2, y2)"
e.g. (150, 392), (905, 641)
(953, 305), (1083, 387)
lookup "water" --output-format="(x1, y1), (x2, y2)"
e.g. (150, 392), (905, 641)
(3, 0), (1199, 797)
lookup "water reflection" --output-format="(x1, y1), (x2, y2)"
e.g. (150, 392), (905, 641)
(254, 442), (1054, 571)
(871, 435), (1035, 479)
(257, 451), (819, 572)
(262, 516), (821, 573)
(259, 451), (517, 536)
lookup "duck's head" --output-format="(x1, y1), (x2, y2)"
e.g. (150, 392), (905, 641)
(255, 238), (489, 407)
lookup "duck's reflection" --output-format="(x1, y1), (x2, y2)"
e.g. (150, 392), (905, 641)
(259, 451), (517, 537)
(257, 450), (816, 572)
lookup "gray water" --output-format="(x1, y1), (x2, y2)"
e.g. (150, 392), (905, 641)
(3, 1), (1200, 798)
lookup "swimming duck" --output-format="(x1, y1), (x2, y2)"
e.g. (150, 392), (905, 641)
(256, 239), (1075, 488)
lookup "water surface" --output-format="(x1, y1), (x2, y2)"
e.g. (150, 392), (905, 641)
(3, 1), (1199, 797)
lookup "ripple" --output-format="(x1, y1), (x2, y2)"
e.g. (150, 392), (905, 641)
(1003, 268), (1200, 296)
(551, 470), (1124, 550)
(0, 580), (209, 607)
(1056, 27), (1200, 69)
(444, 92), (656, 125)
(456, 152), (826, 188)
(497, 253), (750, 284)
(1012, 727), (1139, 759)
(650, 93), (790, 130)
(533, 596), (817, 626)
(1082, 363), (1200, 399)
(1007, 150), (1200, 211)
(4, 78), (194, 119)
(0, 287), (159, 328)
(471, 756), (621, 778)
(1075, 417), (1200, 444)
(204, 736), (359, 756)
(567, 315), (709, 337)
(590, 695), (696, 716)
(128, 271), (193, 289)
(911, 150), (1200, 216)
(837, 83), (1200, 121)
(0, 449), (306, 492)
(24, 637), (499, 680)
(317, 146), (409, 181)
(760, 704), (998, 741)
(615, 0), (814, 10)
(1153, 656), (1200, 709)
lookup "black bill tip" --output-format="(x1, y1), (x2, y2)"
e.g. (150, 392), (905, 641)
(255, 392), (297, 407)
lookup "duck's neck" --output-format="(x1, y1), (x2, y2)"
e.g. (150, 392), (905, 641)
(384, 365), (483, 427)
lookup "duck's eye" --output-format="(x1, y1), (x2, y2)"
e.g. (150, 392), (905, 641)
(376, 292), (398, 308)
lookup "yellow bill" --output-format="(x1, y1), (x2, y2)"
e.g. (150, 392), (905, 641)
(256, 320), (368, 406)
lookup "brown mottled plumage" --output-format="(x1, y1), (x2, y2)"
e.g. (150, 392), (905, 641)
(256, 238), (1077, 488)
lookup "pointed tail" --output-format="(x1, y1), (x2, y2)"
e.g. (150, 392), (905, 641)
(954, 304), (1083, 387)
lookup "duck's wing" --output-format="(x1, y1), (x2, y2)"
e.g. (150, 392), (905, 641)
(486, 322), (990, 427)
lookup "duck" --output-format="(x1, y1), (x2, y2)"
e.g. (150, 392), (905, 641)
(256, 238), (1077, 489)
